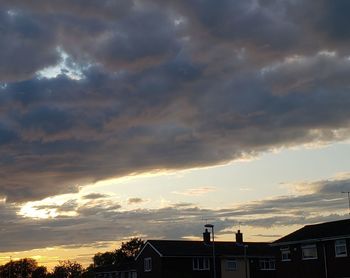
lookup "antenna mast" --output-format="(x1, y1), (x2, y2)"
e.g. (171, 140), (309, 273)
(341, 191), (350, 215)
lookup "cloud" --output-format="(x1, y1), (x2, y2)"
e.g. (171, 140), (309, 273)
(2, 0), (134, 21)
(82, 193), (110, 200)
(1, 0), (350, 202)
(321, 0), (350, 41)
(0, 9), (58, 82)
(172, 187), (217, 196)
(57, 200), (79, 213)
(128, 198), (144, 205)
(1, 175), (350, 252)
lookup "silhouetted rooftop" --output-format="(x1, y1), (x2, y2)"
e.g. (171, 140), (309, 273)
(274, 218), (350, 244)
(144, 240), (274, 258)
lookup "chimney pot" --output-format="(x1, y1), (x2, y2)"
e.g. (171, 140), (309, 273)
(236, 230), (243, 244)
(203, 228), (211, 245)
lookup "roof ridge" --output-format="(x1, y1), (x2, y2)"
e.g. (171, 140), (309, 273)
(273, 218), (350, 244)
(305, 218), (350, 227)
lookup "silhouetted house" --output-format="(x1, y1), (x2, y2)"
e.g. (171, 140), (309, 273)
(135, 231), (276, 278)
(272, 219), (350, 278)
(94, 262), (137, 278)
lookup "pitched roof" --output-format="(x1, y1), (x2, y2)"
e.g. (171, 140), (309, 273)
(274, 219), (350, 244)
(142, 240), (273, 258)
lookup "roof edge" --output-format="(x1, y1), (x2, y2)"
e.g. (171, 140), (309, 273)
(135, 241), (163, 260)
(272, 235), (350, 246)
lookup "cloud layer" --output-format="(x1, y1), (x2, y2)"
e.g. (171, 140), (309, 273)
(1, 175), (349, 252)
(1, 0), (350, 202)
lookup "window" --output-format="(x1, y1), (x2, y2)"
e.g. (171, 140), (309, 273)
(192, 257), (210, 271)
(302, 244), (318, 260)
(281, 247), (291, 261)
(335, 239), (347, 257)
(259, 259), (275, 270)
(144, 257), (152, 272)
(226, 260), (237, 271)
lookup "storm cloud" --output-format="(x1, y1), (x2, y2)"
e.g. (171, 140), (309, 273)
(1, 0), (350, 202)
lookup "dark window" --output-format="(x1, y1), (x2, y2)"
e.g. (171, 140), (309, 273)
(259, 259), (275, 270)
(302, 244), (317, 260)
(226, 259), (237, 271)
(144, 257), (152, 272)
(281, 247), (291, 261)
(335, 239), (347, 257)
(193, 257), (210, 271)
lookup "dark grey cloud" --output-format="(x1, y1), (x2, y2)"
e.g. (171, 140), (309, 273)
(1, 0), (350, 202)
(0, 9), (58, 81)
(88, 8), (181, 69)
(186, 0), (298, 50)
(77, 200), (122, 217)
(19, 106), (74, 134)
(0, 123), (18, 145)
(322, 0), (350, 41)
(2, 0), (133, 21)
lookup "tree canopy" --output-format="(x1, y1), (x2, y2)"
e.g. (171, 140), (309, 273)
(0, 238), (144, 277)
(51, 260), (83, 278)
(0, 258), (42, 278)
(93, 237), (144, 267)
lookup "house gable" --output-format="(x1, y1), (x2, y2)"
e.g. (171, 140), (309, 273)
(135, 241), (163, 261)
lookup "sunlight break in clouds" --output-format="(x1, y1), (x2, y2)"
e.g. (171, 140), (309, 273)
(36, 48), (85, 80)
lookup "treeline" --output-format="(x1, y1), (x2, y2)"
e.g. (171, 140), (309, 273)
(0, 259), (93, 278)
(0, 238), (144, 278)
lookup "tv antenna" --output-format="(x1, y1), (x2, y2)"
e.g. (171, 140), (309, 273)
(202, 217), (215, 225)
(341, 191), (350, 215)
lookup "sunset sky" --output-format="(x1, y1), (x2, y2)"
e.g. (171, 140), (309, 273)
(1, 0), (350, 269)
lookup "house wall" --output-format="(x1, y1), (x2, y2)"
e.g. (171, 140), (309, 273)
(221, 258), (247, 278)
(136, 245), (215, 278)
(322, 238), (350, 278)
(135, 242), (275, 278)
(275, 243), (325, 278)
(162, 257), (212, 278)
(249, 258), (276, 278)
(220, 258), (276, 278)
(275, 239), (350, 278)
(95, 270), (137, 278)
(136, 244), (162, 278)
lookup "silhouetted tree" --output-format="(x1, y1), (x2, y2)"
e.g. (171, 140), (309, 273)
(32, 265), (48, 278)
(93, 237), (144, 267)
(52, 260), (83, 278)
(93, 251), (116, 267)
(119, 237), (144, 258)
(81, 264), (95, 278)
(0, 258), (39, 278)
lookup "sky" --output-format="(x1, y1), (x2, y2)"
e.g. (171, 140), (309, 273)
(1, 0), (350, 269)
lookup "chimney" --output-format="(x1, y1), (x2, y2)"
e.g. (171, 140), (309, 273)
(235, 230), (243, 244)
(203, 228), (211, 245)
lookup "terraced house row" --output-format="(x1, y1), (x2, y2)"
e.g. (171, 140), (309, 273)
(95, 218), (350, 278)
